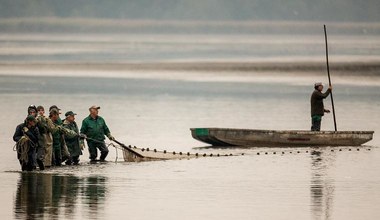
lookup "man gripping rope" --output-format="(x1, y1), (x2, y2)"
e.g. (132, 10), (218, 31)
(80, 106), (114, 163)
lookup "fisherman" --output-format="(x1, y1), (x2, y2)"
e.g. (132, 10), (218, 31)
(310, 82), (332, 131)
(13, 115), (39, 171)
(63, 111), (85, 165)
(26, 105), (46, 170)
(49, 108), (77, 166)
(49, 105), (62, 123)
(50, 108), (64, 165)
(36, 105), (54, 168)
(27, 105), (38, 118)
(80, 106), (114, 163)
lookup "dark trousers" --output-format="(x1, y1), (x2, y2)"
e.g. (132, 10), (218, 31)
(36, 145), (45, 169)
(53, 147), (62, 166)
(18, 147), (36, 171)
(311, 115), (322, 131)
(66, 156), (80, 165)
(87, 141), (109, 161)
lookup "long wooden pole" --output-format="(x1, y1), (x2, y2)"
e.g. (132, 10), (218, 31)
(324, 24), (337, 131)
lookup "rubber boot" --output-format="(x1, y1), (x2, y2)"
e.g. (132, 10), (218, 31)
(99, 151), (108, 162)
(37, 159), (45, 171)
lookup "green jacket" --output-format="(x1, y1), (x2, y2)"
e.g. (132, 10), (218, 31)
(80, 115), (111, 143)
(63, 120), (82, 157)
(52, 118), (63, 150)
(51, 118), (77, 151)
(310, 88), (331, 116)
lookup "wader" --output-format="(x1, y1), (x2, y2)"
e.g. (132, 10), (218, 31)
(311, 115), (322, 131)
(87, 141), (109, 161)
(40, 133), (53, 167)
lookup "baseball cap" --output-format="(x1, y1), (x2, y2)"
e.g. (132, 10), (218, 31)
(89, 105), (100, 110)
(26, 115), (37, 122)
(49, 108), (59, 115)
(65, 111), (77, 117)
(49, 105), (61, 111)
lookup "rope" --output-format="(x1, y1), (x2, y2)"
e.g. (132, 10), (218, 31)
(107, 143), (118, 163)
(84, 137), (121, 163)
(15, 136), (36, 163)
(85, 137), (106, 144)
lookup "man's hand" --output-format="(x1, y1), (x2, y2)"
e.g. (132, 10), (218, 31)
(108, 135), (115, 141)
(80, 142), (85, 150)
(79, 134), (87, 139)
(324, 109), (331, 113)
(22, 127), (29, 133)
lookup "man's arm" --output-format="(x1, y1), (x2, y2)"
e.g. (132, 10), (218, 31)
(322, 88), (332, 98)
(80, 119), (88, 135)
(60, 125), (78, 138)
(23, 127), (39, 145)
(46, 118), (60, 133)
(316, 86), (332, 99)
(13, 125), (23, 142)
(102, 118), (114, 140)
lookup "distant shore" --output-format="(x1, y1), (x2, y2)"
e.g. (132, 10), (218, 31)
(1, 18), (380, 35)
(1, 61), (379, 75)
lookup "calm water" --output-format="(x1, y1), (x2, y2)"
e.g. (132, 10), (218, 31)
(0, 32), (380, 220)
(0, 33), (380, 63)
(0, 71), (379, 220)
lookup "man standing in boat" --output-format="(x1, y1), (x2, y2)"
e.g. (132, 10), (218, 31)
(80, 105), (114, 163)
(310, 82), (332, 131)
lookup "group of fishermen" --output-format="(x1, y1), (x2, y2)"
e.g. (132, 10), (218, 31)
(13, 105), (115, 171)
(12, 82), (331, 171)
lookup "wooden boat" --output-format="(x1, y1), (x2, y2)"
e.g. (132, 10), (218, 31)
(190, 128), (374, 147)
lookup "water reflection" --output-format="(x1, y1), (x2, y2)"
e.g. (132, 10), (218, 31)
(14, 173), (107, 219)
(310, 149), (336, 220)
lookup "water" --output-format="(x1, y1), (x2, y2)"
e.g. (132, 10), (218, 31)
(1, 32), (380, 63)
(0, 31), (380, 220)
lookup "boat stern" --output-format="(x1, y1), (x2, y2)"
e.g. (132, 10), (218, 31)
(190, 128), (234, 146)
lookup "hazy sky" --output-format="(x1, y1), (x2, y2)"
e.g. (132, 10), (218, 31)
(0, 0), (379, 22)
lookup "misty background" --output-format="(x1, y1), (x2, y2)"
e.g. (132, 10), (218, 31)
(1, 3), (380, 219)
(0, 0), (379, 67)
(1, 0), (379, 22)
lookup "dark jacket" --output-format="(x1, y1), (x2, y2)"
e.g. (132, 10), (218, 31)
(13, 122), (40, 146)
(80, 115), (111, 142)
(310, 88), (331, 116)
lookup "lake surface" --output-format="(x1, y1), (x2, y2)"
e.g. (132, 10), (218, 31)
(0, 70), (379, 220)
(0, 31), (380, 220)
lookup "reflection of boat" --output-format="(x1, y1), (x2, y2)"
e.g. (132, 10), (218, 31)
(310, 150), (335, 220)
(190, 128), (374, 147)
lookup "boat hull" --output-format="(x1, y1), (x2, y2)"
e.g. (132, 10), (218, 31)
(191, 128), (374, 147)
